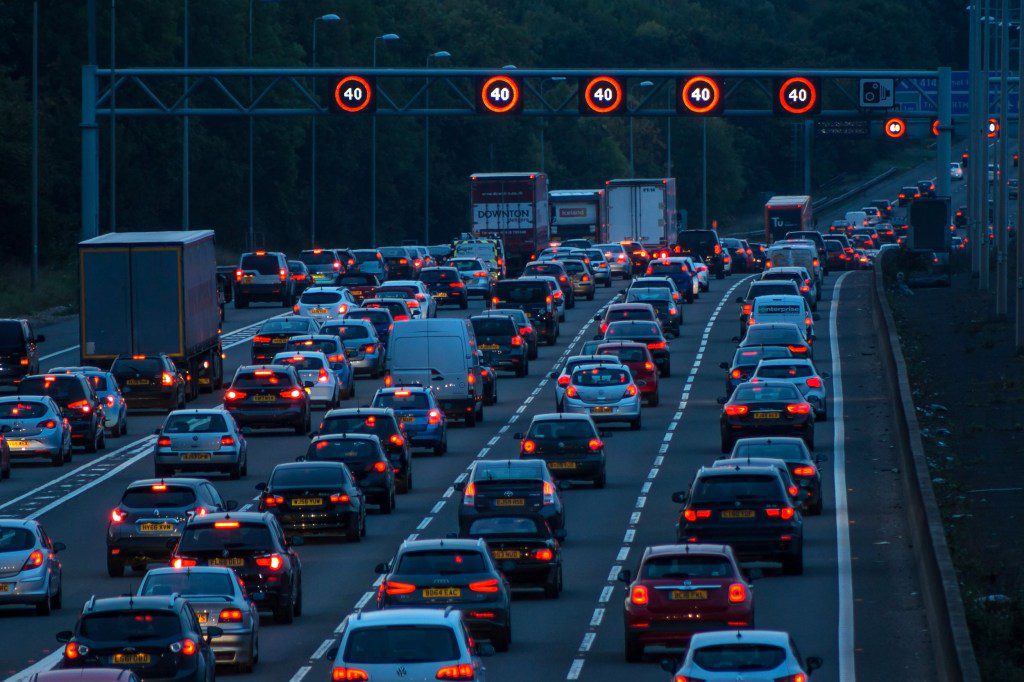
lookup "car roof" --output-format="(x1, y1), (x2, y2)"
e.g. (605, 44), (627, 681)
(344, 608), (461, 628)
(126, 478), (207, 489)
(733, 436), (808, 449)
(643, 543), (731, 559)
(166, 408), (230, 417)
(188, 511), (269, 526)
(690, 629), (792, 648)
(399, 538), (484, 553)
(756, 358), (813, 367)
(697, 464), (781, 479)
(595, 341), (648, 349)
(274, 460), (347, 471)
(83, 595), (182, 614)
(324, 407), (394, 417)
(716, 457), (789, 471)
(0, 518), (39, 531)
(608, 302), (654, 310)
(144, 565), (237, 577)
(530, 412), (593, 423)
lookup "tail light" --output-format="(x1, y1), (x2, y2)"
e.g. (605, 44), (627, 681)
(393, 314), (410, 321)
(565, 385), (578, 398)
(105, 395), (116, 408)
(647, 341), (666, 350)
(262, 495), (284, 507)
(399, 258), (408, 265)
(723, 256), (730, 264)
(491, 296), (500, 306)
(812, 258), (820, 267)
(766, 260), (773, 268)
(279, 268), (287, 282)
(37, 419), (57, 429)
(170, 638), (197, 656)
(467, 373), (476, 386)
(542, 481), (556, 505)
(372, 461), (389, 473)
(406, 301), (420, 309)
(474, 271), (488, 278)
(774, 675), (807, 682)
(786, 403), (811, 414)
(254, 554), (284, 571)
(333, 261), (341, 271)
(644, 362), (655, 371)
(588, 438), (603, 451)
(545, 295), (553, 304)
(253, 335), (271, 344)
(450, 281), (464, 288)
(806, 377), (822, 389)
(380, 581), (417, 597)
(792, 465), (816, 476)
(804, 316), (812, 326)
(161, 372), (174, 386)
(292, 273), (306, 281)
(225, 390), (246, 400)
(427, 409), (441, 425)
(218, 609), (243, 622)
(389, 434), (405, 447)
(469, 578), (499, 593)
(327, 354), (345, 363)
(436, 664), (475, 679)
(67, 399), (91, 413)
(383, 374), (393, 387)
(724, 405), (749, 416)
(22, 549), (44, 571)
(558, 275), (567, 283)
(617, 254), (626, 262)
(553, 375), (571, 388)
(280, 388), (303, 399)
(234, 268), (243, 282)
(64, 641), (87, 659)
(330, 493), (351, 504)
(582, 275), (590, 282)
(157, 436), (172, 447)
(318, 368), (329, 383)
(624, 384), (638, 398)
(787, 345), (808, 354)
(669, 307), (678, 316)
(519, 326), (533, 336)
(462, 482), (476, 506)
(683, 509), (712, 522)
(730, 369), (742, 379)
(765, 507), (796, 520)
(728, 583), (747, 603)
(630, 585), (649, 605)
(746, 249), (753, 255)
(172, 557), (197, 568)
(553, 290), (563, 299)
(338, 304), (349, 314)
(600, 323), (609, 334)
(534, 549), (554, 561)
(522, 439), (536, 454)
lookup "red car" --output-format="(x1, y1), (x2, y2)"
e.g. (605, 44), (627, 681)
(619, 544), (754, 662)
(595, 341), (659, 407)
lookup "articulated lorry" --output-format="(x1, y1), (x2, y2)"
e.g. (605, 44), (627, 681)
(470, 172), (549, 271)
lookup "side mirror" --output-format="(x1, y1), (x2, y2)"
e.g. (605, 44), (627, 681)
(288, 535), (305, 547)
(731, 336), (740, 342)
(56, 631), (73, 644)
(671, 490), (688, 504)
(374, 562), (389, 574)
(593, 313), (601, 321)
(153, 427), (161, 435)
(734, 295), (744, 303)
(0, 425), (10, 434)
(205, 626), (224, 642)
(554, 529), (567, 542)
(548, 371), (557, 379)
(224, 500), (239, 511)
(254, 482), (267, 491)
(477, 643), (496, 657)
(513, 433), (523, 440)
(806, 656), (823, 672)
(35, 334), (46, 343)
(812, 313), (821, 321)
(454, 480), (466, 492)
(52, 541), (67, 552)
(295, 455), (307, 462)
(616, 569), (631, 583)
(598, 431), (613, 438)
(716, 396), (728, 405)
(719, 362), (729, 370)
(303, 381), (315, 388)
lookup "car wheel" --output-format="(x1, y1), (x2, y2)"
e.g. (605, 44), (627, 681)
(107, 557), (124, 578)
(720, 431), (732, 454)
(783, 551), (804, 576)
(559, 311), (565, 323)
(803, 424), (815, 451)
(494, 622), (511, 653)
(465, 407), (477, 427)
(587, 291), (595, 301)
(594, 469), (606, 489)
(235, 296), (249, 309)
(624, 635), (643, 663)
(241, 452), (249, 477)
(659, 364), (670, 378)
(346, 515), (361, 542)
(515, 361), (528, 378)
(120, 416), (128, 436)
(273, 595), (295, 624)
(96, 428), (106, 451)
(84, 428), (98, 454)
(543, 567), (562, 599)
(686, 289), (694, 304)
(53, 583), (62, 610)
(630, 415), (641, 431)
(529, 345), (538, 360)
(63, 438), (72, 463)
(647, 392), (659, 407)
(360, 510), (367, 537)
(604, 279), (611, 288)
(51, 449), (63, 467)
(716, 271), (725, 280)
(294, 418), (307, 436)
(433, 438), (446, 457)
(35, 589), (53, 616)
(459, 299), (468, 310)
(229, 460), (242, 481)
(379, 490), (395, 514)
(810, 496), (824, 516)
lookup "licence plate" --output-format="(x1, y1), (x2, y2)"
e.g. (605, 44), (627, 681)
(209, 557), (244, 567)
(0, 583), (10, 593)
(433, 292), (448, 298)
(181, 452), (212, 461)
(670, 590), (708, 600)
(310, 307), (329, 314)
(721, 510), (756, 519)
(591, 406), (612, 414)
(252, 394), (277, 403)
(113, 653), (151, 665)
(495, 498), (525, 507)
(242, 275), (254, 284)
(139, 522), (175, 533)
(126, 378), (150, 386)
(345, 349), (358, 357)
(6, 440), (29, 448)
(422, 588), (461, 598)
(547, 461), (577, 470)
(271, 337), (289, 344)
(290, 497), (323, 507)
(492, 550), (523, 560)
(753, 412), (780, 420)
(196, 611), (208, 623)
(480, 344), (500, 351)
(400, 415), (416, 423)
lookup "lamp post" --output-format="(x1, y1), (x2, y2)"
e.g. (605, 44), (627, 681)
(31, 0), (39, 288)
(424, 50), (450, 246)
(182, 0), (189, 229)
(629, 80), (653, 177)
(310, 13), (341, 249)
(370, 33), (399, 247)
(539, 76), (565, 173)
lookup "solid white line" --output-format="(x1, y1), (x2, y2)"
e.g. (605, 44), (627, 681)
(830, 271), (856, 682)
(2, 650), (64, 682)
(40, 345), (80, 362)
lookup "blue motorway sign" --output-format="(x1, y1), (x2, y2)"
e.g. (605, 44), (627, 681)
(895, 70), (1018, 116)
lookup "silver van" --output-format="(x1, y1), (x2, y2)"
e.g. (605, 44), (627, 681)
(385, 319), (484, 426)
(766, 244), (821, 292)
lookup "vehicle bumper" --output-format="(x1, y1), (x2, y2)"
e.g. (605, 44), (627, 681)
(480, 350), (527, 371)
(624, 615), (752, 646)
(676, 527), (802, 563)
(432, 291), (466, 305)
(0, 367), (30, 386)
(0, 573), (51, 604)
(563, 398), (641, 423)
(349, 355), (383, 373)
(209, 629), (257, 666)
(154, 449), (243, 471)
(539, 456), (604, 481)
(438, 397), (479, 419)
(122, 386), (177, 408)
(403, 423), (445, 447)
(236, 283), (288, 300)
(226, 405), (305, 428)
(107, 534), (181, 563)
(305, 384), (336, 404)
(500, 563), (559, 588)
(572, 282), (596, 296)
(6, 438), (62, 458)
(272, 508), (359, 535)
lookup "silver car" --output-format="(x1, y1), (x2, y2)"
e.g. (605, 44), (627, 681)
(449, 257), (493, 297)
(561, 259), (597, 301)
(271, 350), (342, 408)
(525, 275), (567, 322)
(51, 366), (128, 436)
(670, 630), (821, 681)
(0, 519), (65, 614)
(549, 355), (626, 411)
(377, 280), (437, 319)
(138, 566), (259, 672)
(0, 395), (73, 466)
(752, 357), (828, 420)
(562, 363), (642, 429)
(322, 318), (385, 376)
(583, 248), (613, 287)
(595, 243), (634, 278)
(294, 286), (358, 322)
(154, 409), (248, 479)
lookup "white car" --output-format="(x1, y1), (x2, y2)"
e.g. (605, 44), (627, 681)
(950, 162), (964, 180)
(689, 256), (711, 292)
(550, 355), (626, 411)
(679, 256), (703, 298)
(668, 630), (822, 681)
(561, 363), (642, 429)
(294, 286), (358, 322)
(376, 280), (436, 319)
(271, 350), (342, 408)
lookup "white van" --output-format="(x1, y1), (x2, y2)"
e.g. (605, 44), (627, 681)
(748, 294), (816, 341)
(766, 244), (822, 291)
(385, 319), (484, 425)
(844, 210), (867, 228)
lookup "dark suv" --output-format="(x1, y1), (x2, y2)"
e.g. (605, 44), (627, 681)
(302, 433), (396, 514)
(57, 595), (218, 680)
(224, 365), (311, 434)
(471, 315), (529, 377)
(0, 319), (44, 387)
(110, 354), (189, 411)
(674, 230), (725, 278)
(298, 248), (346, 286)
(491, 279), (559, 345)
(317, 408), (413, 493)
(420, 266), (468, 310)
(18, 374), (105, 452)
(234, 251), (295, 308)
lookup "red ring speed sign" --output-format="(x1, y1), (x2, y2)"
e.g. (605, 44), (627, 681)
(884, 117), (907, 138)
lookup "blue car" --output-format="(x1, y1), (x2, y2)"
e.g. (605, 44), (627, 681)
(720, 345), (794, 395)
(370, 385), (447, 456)
(283, 334), (356, 400)
(644, 257), (695, 303)
(50, 366), (129, 436)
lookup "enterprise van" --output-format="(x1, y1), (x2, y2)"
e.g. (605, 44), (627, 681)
(748, 295), (817, 341)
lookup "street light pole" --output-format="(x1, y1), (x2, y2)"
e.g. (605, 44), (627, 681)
(424, 50), (450, 246)
(1016, 0), (1024, 351)
(109, 0), (117, 232)
(371, 33), (399, 248)
(310, 14), (341, 250)
(996, 0), (1010, 317)
(630, 81), (653, 177)
(981, 0), (992, 290)
(247, 0), (254, 250)
(538, 77), (565, 173)
(182, 0), (190, 229)
(702, 119), (708, 229)
(30, 0), (38, 289)
(666, 118), (672, 178)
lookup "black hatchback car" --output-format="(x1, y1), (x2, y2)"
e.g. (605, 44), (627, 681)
(720, 345), (794, 395)
(491, 279), (558, 345)
(251, 316), (321, 364)
(57, 595), (219, 680)
(375, 538), (513, 651)
(18, 373), (106, 453)
(257, 461), (366, 541)
(460, 512), (564, 597)
(171, 511), (303, 624)
(457, 459), (565, 534)
(0, 318), (44, 387)
(224, 365), (311, 434)
(419, 266), (468, 310)
(719, 380), (814, 452)
(730, 436), (825, 515)
(673, 465), (804, 574)
(302, 433), (396, 514)
(516, 413), (607, 488)
(603, 320), (670, 377)
(110, 354), (189, 411)
(674, 229), (725, 278)
(471, 315), (530, 377)
(317, 408), (412, 493)
(522, 261), (574, 307)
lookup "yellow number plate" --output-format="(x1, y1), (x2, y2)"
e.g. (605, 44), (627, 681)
(113, 653), (151, 665)
(0, 583), (10, 593)
(547, 461), (577, 470)
(670, 590), (708, 600)
(6, 440), (29, 448)
(209, 557), (244, 567)
(271, 337), (289, 344)
(252, 395), (276, 403)
(310, 307), (329, 314)
(126, 379), (150, 386)
(433, 292), (448, 298)
(399, 415), (416, 423)
(422, 588), (461, 598)
(753, 412), (780, 420)
(591, 406), (612, 414)
(242, 275), (254, 284)
(196, 611), (208, 624)
(495, 498), (525, 507)
(480, 344), (501, 351)
(139, 522), (175, 533)
(181, 452), (212, 461)
(492, 550), (522, 560)
(721, 509), (756, 519)
(290, 497), (323, 507)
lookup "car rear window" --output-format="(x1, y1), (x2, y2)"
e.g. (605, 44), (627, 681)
(691, 475), (784, 504)
(733, 384), (801, 401)
(732, 441), (808, 462)
(261, 318), (315, 334)
(420, 269), (459, 283)
(377, 287), (418, 298)
(79, 612), (182, 642)
(111, 358), (162, 377)
(648, 261), (688, 274)
(240, 254), (280, 275)
(299, 251), (337, 266)
(628, 289), (670, 303)
(344, 625), (460, 664)
(756, 364), (812, 379)
(525, 264), (563, 276)
(353, 251), (380, 263)
(642, 555), (734, 579)
(122, 485), (197, 508)
(733, 347), (792, 365)
(308, 438), (379, 461)
(691, 644), (788, 672)
(760, 272), (803, 285)
(473, 461), (544, 481)
(344, 310), (391, 325)
(364, 301), (407, 316)
(374, 392), (430, 410)
(325, 325), (369, 340)
(572, 367), (630, 386)
(0, 527), (35, 553)
(276, 355), (326, 371)
(18, 376), (87, 401)
(0, 322), (25, 351)
(233, 371), (294, 388)
(321, 414), (394, 438)
(563, 261), (587, 273)
(606, 308), (654, 323)
(270, 465), (349, 487)
(141, 571), (234, 597)
(469, 516), (543, 536)
(598, 346), (646, 363)
(179, 523), (273, 552)
(493, 282), (546, 303)
(0, 401), (48, 419)
(677, 231), (717, 251)
(528, 419), (595, 440)
(300, 292), (342, 304)
(747, 283), (798, 298)
(606, 321), (660, 337)
(743, 328), (802, 345)
(338, 274), (378, 286)
(163, 413), (228, 433)
(472, 318), (515, 336)
(396, 550), (487, 574)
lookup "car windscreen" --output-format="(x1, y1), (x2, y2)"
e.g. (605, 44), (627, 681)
(270, 465), (348, 488)
(121, 486), (197, 508)
(111, 358), (162, 377)
(324, 324), (370, 340)
(275, 355), (326, 371)
(308, 438), (380, 461)
(18, 377), (86, 401)
(572, 367), (630, 386)
(691, 475), (784, 504)
(374, 392), (430, 410)
(0, 322), (25, 351)
(691, 644), (788, 672)
(321, 414), (393, 438)
(299, 252), (337, 266)
(606, 321), (660, 337)
(260, 318), (314, 334)
(493, 282), (546, 303)
(141, 571), (234, 597)
(743, 328), (802, 345)
(396, 550), (487, 574)
(344, 625), (460, 664)
(598, 346), (646, 363)
(469, 516), (543, 537)
(240, 254), (280, 275)
(642, 555), (734, 579)
(733, 384), (801, 401)
(528, 419), (594, 440)
(756, 364), (813, 379)
(178, 523), (273, 552)
(0, 401), (48, 419)
(79, 612), (182, 642)
(300, 292), (342, 304)
(472, 318), (515, 336)
(232, 371), (293, 389)
(163, 413), (228, 434)
(420, 269), (459, 283)
(0, 527), (35, 553)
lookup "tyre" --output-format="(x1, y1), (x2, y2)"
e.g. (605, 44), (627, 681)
(715, 270), (725, 280)
(624, 635), (643, 663)
(543, 567), (562, 599)
(273, 595), (295, 624)
(294, 415), (307, 436)
(604, 279), (611, 288)
(515, 361), (528, 378)
(594, 469), (606, 489)
(35, 591), (52, 616)
(686, 289), (694, 304)
(528, 345), (538, 360)
(630, 415), (641, 431)
(459, 298), (468, 310)
(816, 408), (827, 422)
(809, 496), (824, 516)
(235, 296), (249, 309)
(346, 515), (361, 542)
(494, 623), (511, 652)
(53, 584), (62, 610)
(51, 449), (63, 467)
(647, 392), (659, 407)
(567, 294), (575, 310)
(396, 471), (409, 494)
(782, 551), (804, 576)
(433, 438), (446, 456)
(96, 428), (106, 451)
(586, 291), (595, 301)
(107, 557), (124, 578)
(559, 311), (566, 323)
(229, 460), (242, 481)
(379, 490), (395, 514)
(62, 439), (72, 463)
(466, 407), (477, 427)
(84, 428), (98, 453)
(241, 452), (248, 477)
(720, 432), (733, 454)
(803, 425), (815, 451)
(120, 417), (128, 436)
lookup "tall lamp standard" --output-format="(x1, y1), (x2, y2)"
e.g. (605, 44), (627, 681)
(310, 13), (341, 249)
(370, 33), (399, 247)
(424, 50), (451, 246)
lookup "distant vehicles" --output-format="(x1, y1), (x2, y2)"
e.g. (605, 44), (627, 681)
(950, 162), (964, 180)
(549, 189), (608, 244)
(764, 195), (813, 244)
(234, 250), (296, 308)
(0, 319), (44, 387)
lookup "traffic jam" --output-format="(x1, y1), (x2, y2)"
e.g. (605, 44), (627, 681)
(0, 176), (863, 681)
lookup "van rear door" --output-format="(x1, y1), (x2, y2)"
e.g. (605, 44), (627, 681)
(388, 334), (469, 402)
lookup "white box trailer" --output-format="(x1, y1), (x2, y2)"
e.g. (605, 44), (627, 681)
(603, 178), (676, 244)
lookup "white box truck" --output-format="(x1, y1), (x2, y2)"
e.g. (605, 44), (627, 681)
(603, 178), (677, 245)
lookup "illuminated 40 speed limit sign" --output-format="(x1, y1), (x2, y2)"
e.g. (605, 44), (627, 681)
(333, 75), (375, 113)
(773, 76), (821, 116)
(579, 76), (625, 115)
(476, 75), (523, 115)
(677, 76), (723, 115)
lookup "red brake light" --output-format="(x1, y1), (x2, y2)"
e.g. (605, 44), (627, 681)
(467, 373), (476, 385)
(427, 409), (442, 425)
(161, 372), (174, 386)
(253, 335), (271, 344)
(436, 664), (475, 680)
(462, 482), (476, 506)
(724, 404), (749, 416)
(37, 419), (57, 429)
(630, 585), (649, 605)
(565, 385), (578, 398)
(518, 326), (533, 336)
(389, 434), (405, 447)
(556, 375), (571, 387)
(730, 369), (742, 379)
(588, 438), (603, 451)
(533, 549), (554, 561)
(172, 557), (198, 568)
(624, 384), (638, 397)
(683, 508), (712, 522)
(214, 520), (240, 529)
(254, 554), (284, 571)
(792, 465), (816, 476)
(64, 642), (82, 659)
(318, 368), (329, 383)
(728, 582), (747, 603)
(330, 493), (351, 504)
(522, 439), (536, 454)
(225, 390), (246, 400)
(644, 361), (655, 371)
(157, 436), (172, 447)
(332, 667), (370, 681)
(219, 609), (243, 622)
(469, 578), (499, 593)
(22, 549), (44, 571)
(806, 376), (822, 389)
(787, 344), (808, 354)
(742, 304), (752, 315)
(647, 341), (666, 350)
(234, 268), (243, 282)
(279, 268), (287, 282)
(765, 507), (796, 520)
(383, 374), (393, 387)
(787, 403), (811, 414)
(280, 388), (303, 399)
(261, 495), (284, 507)
(67, 399), (91, 413)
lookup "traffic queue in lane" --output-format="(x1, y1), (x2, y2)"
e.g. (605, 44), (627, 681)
(0, 233), (837, 681)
